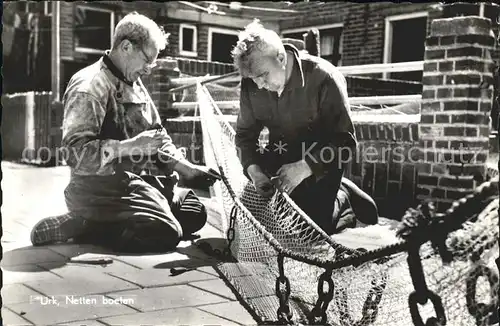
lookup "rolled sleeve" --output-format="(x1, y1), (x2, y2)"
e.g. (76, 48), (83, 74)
(62, 92), (119, 175)
(235, 80), (264, 176)
(304, 72), (357, 178)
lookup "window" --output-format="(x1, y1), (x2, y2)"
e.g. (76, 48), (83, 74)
(18, 1), (32, 13)
(179, 24), (197, 57)
(74, 5), (115, 54)
(44, 1), (52, 16)
(282, 24), (344, 66)
(208, 27), (239, 63)
(384, 12), (428, 81)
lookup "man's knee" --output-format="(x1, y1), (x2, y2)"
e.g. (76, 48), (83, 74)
(114, 216), (183, 253)
(172, 188), (208, 236)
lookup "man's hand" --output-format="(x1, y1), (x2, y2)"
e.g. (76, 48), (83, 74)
(275, 160), (313, 194)
(129, 129), (168, 156)
(102, 130), (168, 165)
(176, 160), (221, 188)
(247, 165), (275, 198)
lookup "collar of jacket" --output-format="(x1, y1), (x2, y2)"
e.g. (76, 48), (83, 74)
(102, 50), (134, 87)
(283, 43), (305, 89)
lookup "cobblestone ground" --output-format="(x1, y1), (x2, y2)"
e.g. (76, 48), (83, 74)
(1, 161), (257, 326)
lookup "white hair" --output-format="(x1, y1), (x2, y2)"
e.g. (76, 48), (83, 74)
(231, 19), (285, 77)
(112, 12), (169, 51)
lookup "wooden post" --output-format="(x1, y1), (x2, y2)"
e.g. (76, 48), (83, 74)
(51, 1), (60, 102)
(304, 28), (320, 56)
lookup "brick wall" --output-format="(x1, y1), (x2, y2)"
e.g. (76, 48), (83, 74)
(344, 122), (420, 218)
(417, 16), (496, 212)
(280, 2), (441, 66)
(157, 21), (243, 63)
(60, 2), (163, 61)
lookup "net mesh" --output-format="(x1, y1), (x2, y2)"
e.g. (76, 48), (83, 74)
(194, 82), (499, 326)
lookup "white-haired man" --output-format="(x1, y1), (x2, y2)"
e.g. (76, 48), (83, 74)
(232, 20), (378, 234)
(30, 12), (219, 252)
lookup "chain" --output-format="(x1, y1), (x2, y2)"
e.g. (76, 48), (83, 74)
(276, 254), (293, 324)
(407, 244), (447, 326)
(222, 205), (238, 259)
(334, 286), (352, 326)
(308, 268), (334, 325)
(195, 203), (237, 262)
(465, 263), (499, 326)
(354, 272), (388, 326)
(333, 273), (388, 326)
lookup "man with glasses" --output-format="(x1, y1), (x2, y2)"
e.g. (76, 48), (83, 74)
(232, 20), (379, 235)
(30, 12), (220, 253)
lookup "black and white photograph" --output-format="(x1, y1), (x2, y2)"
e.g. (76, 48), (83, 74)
(1, 1), (499, 325)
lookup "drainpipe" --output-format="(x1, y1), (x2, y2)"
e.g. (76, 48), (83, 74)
(51, 1), (60, 102)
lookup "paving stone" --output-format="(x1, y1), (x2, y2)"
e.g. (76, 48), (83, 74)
(195, 265), (220, 277)
(198, 301), (257, 325)
(188, 279), (238, 301)
(46, 244), (112, 258)
(39, 258), (140, 276)
(25, 272), (138, 297)
(1, 306), (34, 325)
(2, 265), (62, 285)
(1, 284), (46, 305)
(109, 268), (218, 288)
(112, 252), (194, 269)
(56, 319), (105, 326)
(141, 255), (219, 272)
(198, 222), (225, 239)
(224, 274), (275, 300)
(99, 306), (239, 325)
(1, 248), (67, 267)
(105, 285), (229, 312)
(7, 294), (136, 325)
(175, 242), (221, 262)
(2, 239), (33, 252)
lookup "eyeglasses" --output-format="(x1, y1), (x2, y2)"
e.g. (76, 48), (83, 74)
(139, 47), (157, 69)
(125, 38), (157, 69)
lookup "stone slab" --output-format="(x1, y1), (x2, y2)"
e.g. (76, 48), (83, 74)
(105, 285), (229, 312)
(198, 301), (257, 326)
(2, 265), (62, 285)
(99, 306), (239, 325)
(1, 248), (68, 267)
(188, 279), (238, 301)
(1, 307), (34, 325)
(56, 320), (105, 326)
(1, 284), (45, 305)
(109, 267), (218, 288)
(39, 259), (140, 277)
(7, 295), (137, 325)
(112, 252), (194, 269)
(25, 273), (138, 297)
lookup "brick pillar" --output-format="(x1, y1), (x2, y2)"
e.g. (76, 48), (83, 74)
(141, 58), (180, 119)
(417, 16), (496, 212)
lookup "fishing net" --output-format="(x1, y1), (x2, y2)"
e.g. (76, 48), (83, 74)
(195, 81), (499, 326)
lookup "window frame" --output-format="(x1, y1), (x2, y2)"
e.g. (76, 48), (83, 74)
(281, 23), (344, 66)
(74, 5), (115, 55)
(179, 23), (198, 57)
(207, 27), (240, 62)
(383, 11), (428, 79)
(44, 1), (52, 16)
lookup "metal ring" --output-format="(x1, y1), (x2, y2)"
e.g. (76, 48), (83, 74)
(466, 264), (499, 325)
(409, 290), (447, 326)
